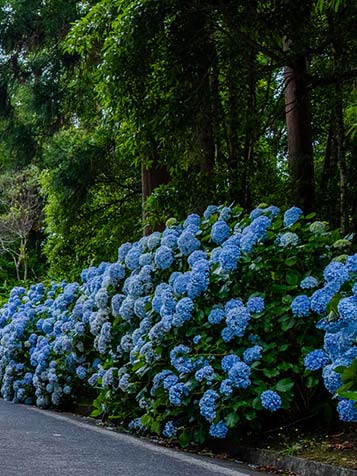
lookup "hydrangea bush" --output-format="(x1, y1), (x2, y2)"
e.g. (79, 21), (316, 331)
(0, 204), (356, 446)
(302, 256), (357, 422)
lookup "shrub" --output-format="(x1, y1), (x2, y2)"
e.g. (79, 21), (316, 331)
(0, 204), (356, 446)
(302, 255), (357, 421)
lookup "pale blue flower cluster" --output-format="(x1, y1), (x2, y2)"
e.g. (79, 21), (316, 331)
(279, 232), (299, 248)
(300, 276), (318, 289)
(283, 207), (303, 227)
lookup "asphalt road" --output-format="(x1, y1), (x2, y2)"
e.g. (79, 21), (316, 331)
(0, 399), (271, 476)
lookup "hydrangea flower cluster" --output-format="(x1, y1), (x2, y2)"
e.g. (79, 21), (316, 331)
(0, 203), (355, 445)
(300, 256), (357, 421)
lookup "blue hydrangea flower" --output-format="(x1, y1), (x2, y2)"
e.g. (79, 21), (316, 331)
(283, 207), (303, 227)
(147, 232), (161, 251)
(226, 306), (250, 337)
(337, 297), (357, 322)
(310, 286), (336, 314)
(175, 298), (194, 322)
(304, 349), (330, 371)
(264, 205), (280, 217)
(261, 390), (282, 411)
(222, 234), (241, 248)
(161, 229), (179, 248)
(219, 207), (231, 222)
(249, 208), (264, 220)
(220, 379), (233, 396)
(125, 247), (141, 270)
(169, 383), (189, 406)
(209, 421), (228, 438)
(337, 399), (357, 422)
(177, 231), (200, 256)
(300, 276), (318, 289)
(139, 253), (153, 266)
(240, 231), (258, 254)
(323, 261), (349, 285)
(170, 345), (193, 374)
(172, 272), (190, 296)
(151, 370), (172, 394)
(193, 335), (201, 344)
(291, 295), (310, 317)
(195, 365), (215, 383)
(188, 250), (207, 268)
(154, 246), (174, 270)
(118, 242), (131, 262)
(221, 354), (240, 373)
(203, 205), (218, 220)
(247, 297), (265, 314)
(210, 247), (222, 264)
(243, 345), (263, 365)
(128, 418), (145, 432)
(119, 297), (135, 321)
(346, 253), (357, 273)
(224, 298), (244, 313)
(199, 389), (219, 422)
(210, 221), (230, 244)
(76, 366), (87, 380)
(163, 374), (179, 390)
(228, 362), (251, 388)
(208, 307), (225, 325)
(218, 246), (240, 272)
(250, 215), (271, 239)
(183, 213), (201, 229)
(322, 364), (342, 393)
(221, 326), (235, 342)
(279, 232), (299, 247)
(163, 421), (177, 438)
(186, 263), (210, 299)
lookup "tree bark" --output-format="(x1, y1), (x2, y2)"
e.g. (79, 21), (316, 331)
(283, 41), (315, 212)
(141, 152), (170, 236)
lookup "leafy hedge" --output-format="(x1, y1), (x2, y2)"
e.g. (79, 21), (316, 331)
(0, 204), (356, 445)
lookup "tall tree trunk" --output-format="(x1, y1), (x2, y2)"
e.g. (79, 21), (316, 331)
(321, 121), (340, 228)
(335, 86), (349, 234)
(242, 59), (257, 210)
(283, 40), (315, 212)
(329, 13), (349, 234)
(142, 152), (170, 236)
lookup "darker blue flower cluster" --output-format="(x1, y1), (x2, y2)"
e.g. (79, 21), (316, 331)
(261, 390), (282, 411)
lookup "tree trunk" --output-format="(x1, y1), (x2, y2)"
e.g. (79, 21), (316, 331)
(283, 41), (315, 212)
(329, 13), (349, 234)
(141, 152), (170, 236)
(335, 85), (349, 234)
(321, 121), (339, 228)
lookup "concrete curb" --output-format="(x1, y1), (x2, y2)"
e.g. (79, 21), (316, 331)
(232, 447), (357, 476)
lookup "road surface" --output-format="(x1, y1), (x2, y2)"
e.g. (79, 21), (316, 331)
(0, 399), (270, 476)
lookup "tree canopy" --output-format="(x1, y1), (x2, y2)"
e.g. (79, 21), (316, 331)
(0, 0), (356, 281)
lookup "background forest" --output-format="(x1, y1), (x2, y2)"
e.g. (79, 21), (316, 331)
(0, 0), (356, 287)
